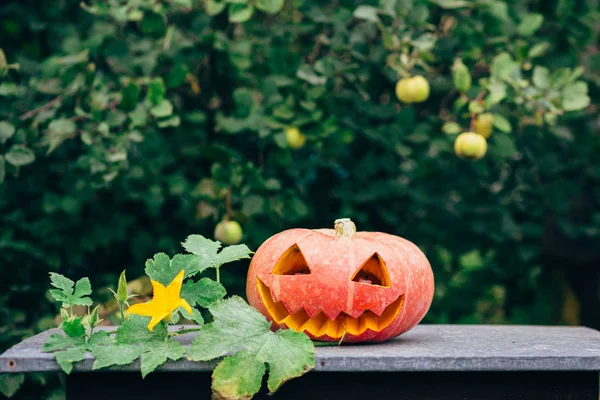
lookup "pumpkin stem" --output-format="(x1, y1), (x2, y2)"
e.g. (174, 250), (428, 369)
(334, 218), (356, 238)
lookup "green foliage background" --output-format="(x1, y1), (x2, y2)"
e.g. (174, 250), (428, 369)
(1, 0), (600, 395)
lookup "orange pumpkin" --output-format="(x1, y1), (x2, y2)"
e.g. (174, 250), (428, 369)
(246, 218), (434, 343)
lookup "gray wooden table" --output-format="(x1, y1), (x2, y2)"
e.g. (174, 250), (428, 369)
(2, 324), (600, 399)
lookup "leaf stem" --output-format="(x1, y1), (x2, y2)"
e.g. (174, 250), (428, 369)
(225, 185), (232, 221)
(169, 327), (203, 337)
(216, 267), (221, 283)
(313, 341), (339, 347)
(19, 95), (63, 120)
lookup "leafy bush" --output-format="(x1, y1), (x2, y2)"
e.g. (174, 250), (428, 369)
(1, 0), (600, 395)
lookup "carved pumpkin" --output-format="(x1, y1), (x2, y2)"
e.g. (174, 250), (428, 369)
(246, 218), (434, 343)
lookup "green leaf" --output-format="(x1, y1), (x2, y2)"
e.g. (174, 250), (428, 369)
(205, 0), (227, 15)
(5, 145), (34, 167)
(452, 59), (471, 93)
(42, 331), (109, 374)
(140, 340), (186, 378)
(91, 344), (141, 370)
(0, 48), (6, 69)
(485, 80), (507, 107)
(0, 121), (15, 143)
(73, 277), (92, 299)
(532, 66), (550, 89)
(562, 81), (590, 111)
(517, 13), (544, 36)
(127, 9), (144, 21)
(130, 104), (149, 127)
(143, 253), (170, 282)
(144, 252), (204, 286)
(412, 33), (436, 51)
(60, 317), (86, 338)
(180, 307), (204, 324)
(157, 115), (181, 128)
(353, 5), (380, 22)
(116, 314), (167, 343)
(551, 68), (573, 88)
(459, 249), (484, 270)
(0, 83), (17, 96)
(442, 121), (462, 135)
(45, 118), (77, 153)
(49, 118), (76, 135)
(189, 298), (273, 361)
(181, 278), (226, 307)
(181, 235), (253, 274)
(296, 65), (326, 85)
(468, 101), (484, 114)
(188, 297), (315, 398)
(490, 52), (518, 81)
(429, 0), (471, 9)
(54, 347), (87, 374)
(492, 114), (511, 133)
(150, 99), (174, 118)
(483, 1), (508, 21)
(0, 374), (25, 398)
(171, 253), (204, 275)
(166, 64), (189, 88)
(43, 333), (85, 353)
(217, 244), (254, 264)
(212, 351), (266, 400)
(147, 77), (166, 106)
(273, 104), (295, 120)
(229, 4), (254, 23)
(49, 274), (93, 307)
(171, 0), (193, 7)
(216, 113), (250, 134)
(49, 272), (74, 293)
(91, 316), (186, 377)
(255, 0), (284, 14)
(121, 82), (140, 111)
(258, 329), (314, 391)
(528, 42), (551, 58)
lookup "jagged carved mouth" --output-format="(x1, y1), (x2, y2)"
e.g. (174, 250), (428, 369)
(257, 278), (404, 339)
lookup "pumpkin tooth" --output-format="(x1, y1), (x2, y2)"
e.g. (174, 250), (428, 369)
(319, 319), (341, 338)
(301, 312), (329, 336)
(358, 310), (380, 333)
(344, 316), (360, 335)
(256, 278), (288, 322)
(337, 320), (348, 338)
(280, 309), (310, 331)
(366, 302), (388, 317)
(378, 294), (405, 329)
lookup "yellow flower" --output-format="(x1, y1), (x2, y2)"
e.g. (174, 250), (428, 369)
(127, 270), (192, 331)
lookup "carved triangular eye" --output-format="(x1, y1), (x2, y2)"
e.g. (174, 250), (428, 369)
(351, 253), (391, 287)
(272, 244), (311, 275)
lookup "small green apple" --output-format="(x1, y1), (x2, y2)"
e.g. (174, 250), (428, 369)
(214, 220), (243, 245)
(454, 132), (487, 160)
(285, 127), (307, 150)
(475, 113), (494, 138)
(395, 76), (430, 104)
(408, 75), (430, 103)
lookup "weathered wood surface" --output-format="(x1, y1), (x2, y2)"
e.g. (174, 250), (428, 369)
(2, 324), (600, 373)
